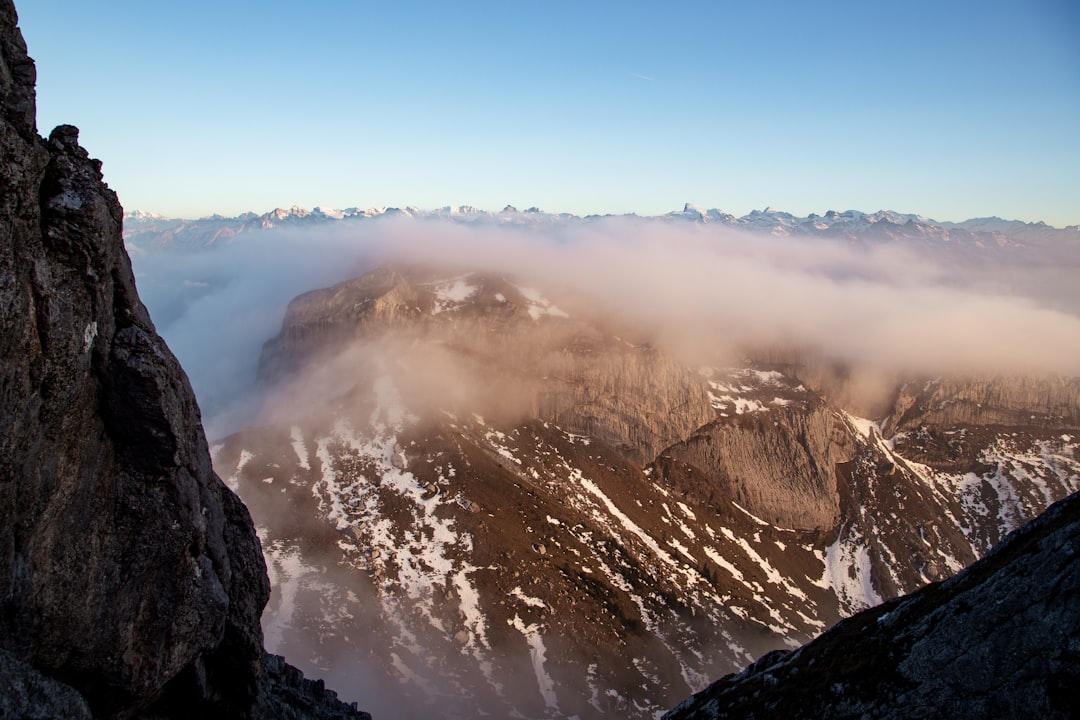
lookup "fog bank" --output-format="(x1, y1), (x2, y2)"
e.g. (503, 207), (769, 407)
(127, 216), (1080, 437)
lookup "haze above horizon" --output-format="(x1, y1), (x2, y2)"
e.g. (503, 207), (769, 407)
(18, 1), (1080, 228)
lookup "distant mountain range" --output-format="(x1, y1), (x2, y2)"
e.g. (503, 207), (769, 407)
(123, 204), (1080, 249)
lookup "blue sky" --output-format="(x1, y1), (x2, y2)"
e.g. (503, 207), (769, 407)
(17, 0), (1080, 225)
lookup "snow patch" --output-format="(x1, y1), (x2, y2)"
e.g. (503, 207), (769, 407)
(509, 615), (559, 712)
(82, 322), (98, 353)
(290, 426), (310, 470)
(516, 285), (570, 320)
(431, 276), (478, 314)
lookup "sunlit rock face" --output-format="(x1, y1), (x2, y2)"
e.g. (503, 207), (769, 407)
(257, 267), (715, 465)
(220, 265), (1079, 719)
(0, 3), (365, 717)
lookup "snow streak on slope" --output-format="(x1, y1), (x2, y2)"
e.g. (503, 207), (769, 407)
(895, 431), (1080, 556)
(215, 376), (864, 718)
(212, 347), (1078, 720)
(815, 528), (882, 613)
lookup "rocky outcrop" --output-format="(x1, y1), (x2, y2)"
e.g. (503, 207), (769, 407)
(665, 401), (853, 531)
(0, 648), (92, 720)
(258, 268), (423, 383)
(258, 268), (714, 465)
(882, 375), (1080, 435)
(535, 334), (714, 464)
(663, 490), (1080, 719)
(757, 349), (1080, 436)
(0, 3), (365, 717)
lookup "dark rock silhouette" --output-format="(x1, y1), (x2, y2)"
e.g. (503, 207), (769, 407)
(0, 2), (367, 717)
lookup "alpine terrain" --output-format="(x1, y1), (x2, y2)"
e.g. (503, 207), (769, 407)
(4, 0), (1078, 717)
(213, 265), (1080, 718)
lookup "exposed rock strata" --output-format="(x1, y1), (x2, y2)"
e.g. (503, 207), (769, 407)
(666, 401), (853, 531)
(883, 375), (1080, 435)
(663, 490), (1080, 719)
(0, 3), (365, 717)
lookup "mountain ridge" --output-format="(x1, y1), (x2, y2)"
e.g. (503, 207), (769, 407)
(217, 265), (1079, 718)
(122, 203), (1080, 249)
(663, 489), (1080, 719)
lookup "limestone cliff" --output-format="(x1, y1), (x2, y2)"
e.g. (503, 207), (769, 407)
(665, 398), (853, 532)
(882, 375), (1080, 436)
(0, 3), (365, 717)
(258, 267), (715, 465)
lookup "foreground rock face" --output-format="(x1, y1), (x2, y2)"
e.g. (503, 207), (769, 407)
(663, 490), (1080, 719)
(0, 3), (365, 717)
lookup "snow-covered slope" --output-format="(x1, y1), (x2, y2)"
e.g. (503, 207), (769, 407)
(210, 267), (1079, 719)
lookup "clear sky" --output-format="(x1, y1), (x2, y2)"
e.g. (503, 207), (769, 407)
(17, 0), (1080, 226)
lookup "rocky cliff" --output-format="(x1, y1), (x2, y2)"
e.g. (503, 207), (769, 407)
(883, 375), (1080, 435)
(0, 3), (366, 717)
(258, 267), (714, 465)
(663, 490), (1080, 719)
(666, 397), (852, 532)
(220, 262), (1078, 718)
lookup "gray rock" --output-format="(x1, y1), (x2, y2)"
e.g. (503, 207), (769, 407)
(666, 402), (853, 531)
(883, 375), (1080, 435)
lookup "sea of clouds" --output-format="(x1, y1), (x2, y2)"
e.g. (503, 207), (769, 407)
(127, 215), (1080, 439)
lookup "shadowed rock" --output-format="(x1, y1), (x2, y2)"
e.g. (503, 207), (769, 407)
(0, 2), (367, 717)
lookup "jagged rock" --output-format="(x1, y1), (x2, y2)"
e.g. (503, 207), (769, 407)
(256, 654), (371, 720)
(663, 491), (1080, 719)
(0, 3), (365, 717)
(258, 268), (423, 383)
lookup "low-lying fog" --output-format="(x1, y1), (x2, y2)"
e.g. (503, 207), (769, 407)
(127, 216), (1080, 440)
